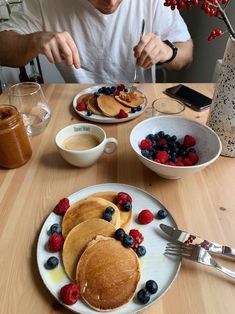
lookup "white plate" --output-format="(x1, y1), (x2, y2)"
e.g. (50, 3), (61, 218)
(37, 183), (180, 314)
(72, 84), (147, 123)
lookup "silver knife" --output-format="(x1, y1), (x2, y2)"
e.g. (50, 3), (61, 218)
(160, 223), (235, 258)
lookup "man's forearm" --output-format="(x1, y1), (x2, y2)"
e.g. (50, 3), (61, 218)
(166, 39), (193, 71)
(0, 31), (38, 67)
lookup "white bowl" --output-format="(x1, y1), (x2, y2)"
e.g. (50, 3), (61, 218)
(130, 116), (222, 179)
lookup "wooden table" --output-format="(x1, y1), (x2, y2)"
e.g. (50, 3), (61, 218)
(1, 83), (235, 314)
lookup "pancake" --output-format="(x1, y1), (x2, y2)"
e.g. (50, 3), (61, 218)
(89, 191), (132, 230)
(87, 95), (103, 115)
(115, 91), (145, 108)
(77, 93), (94, 105)
(63, 218), (116, 280)
(76, 236), (140, 311)
(97, 95), (130, 117)
(62, 197), (120, 238)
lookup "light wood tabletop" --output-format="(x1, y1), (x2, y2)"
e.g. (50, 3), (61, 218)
(1, 83), (235, 314)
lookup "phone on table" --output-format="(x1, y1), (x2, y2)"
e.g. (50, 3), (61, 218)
(164, 84), (212, 111)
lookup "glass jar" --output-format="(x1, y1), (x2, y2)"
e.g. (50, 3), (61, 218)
(0, 105), (32, 168)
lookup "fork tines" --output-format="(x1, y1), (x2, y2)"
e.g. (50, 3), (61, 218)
(164, 242), (193, 258)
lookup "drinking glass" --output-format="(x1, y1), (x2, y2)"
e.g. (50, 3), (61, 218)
(152, 97), (185, 115)
(8, 82), (51, 136)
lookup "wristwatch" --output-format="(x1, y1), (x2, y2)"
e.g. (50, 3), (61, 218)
(162, 40), (178, 63)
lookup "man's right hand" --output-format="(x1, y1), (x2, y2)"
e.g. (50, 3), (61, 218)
(33, 31), (80, 68)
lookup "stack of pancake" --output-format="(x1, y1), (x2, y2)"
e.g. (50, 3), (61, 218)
(77, 90), (144, 117)
(61, 192), (141, 311)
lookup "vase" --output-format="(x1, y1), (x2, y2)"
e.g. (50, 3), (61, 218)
(206, 36), (235, 157)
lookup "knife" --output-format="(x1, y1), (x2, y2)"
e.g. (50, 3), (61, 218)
(160, 223), (235, 258)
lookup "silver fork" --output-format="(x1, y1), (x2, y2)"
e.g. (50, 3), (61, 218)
(129, 19), (145, 93)
(165, 243), (235, 279)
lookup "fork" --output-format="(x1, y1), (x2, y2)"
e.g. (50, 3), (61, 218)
(129, 19), (145, 93)
(164, 243), (235, 279)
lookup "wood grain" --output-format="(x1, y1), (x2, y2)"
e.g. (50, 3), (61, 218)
(1, 83), (235, 314)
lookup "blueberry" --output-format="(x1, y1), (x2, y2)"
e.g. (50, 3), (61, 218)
(146, 280), (158, 294)
(154, 133), (160, 141)
(93, 92), (100, 97)
(157, 209), (168, 219)
(50, 223), (61, 235)
(98, 88), (103, 93)
(131, 107), (137, 113)
(102, 212), (112, 222)
(158, 131), (165, 138)
(188, 147), (196, 153)
(136, 105), (142, 111)
(124, 88), (129, 92)
(123, 202), (132, 211)
(115, 228), (125, 240)
(123, 234), (134, 247)
(141, 150), (151, 158)
(164, 134), (171, 141)
(105, 206), (115, 215)
(135, 245), (146, 257)
(137, 289), (150, 304)
(170, 135), (177, 142)
(87, 110), (93, 116)
(146, 134), (155, 141)
(45, 256), (59, 270)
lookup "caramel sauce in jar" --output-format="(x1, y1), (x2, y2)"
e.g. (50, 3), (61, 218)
(0, 105), (32, 168)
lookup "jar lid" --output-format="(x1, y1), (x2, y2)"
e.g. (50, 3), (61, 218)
(0, 105), (19, 129)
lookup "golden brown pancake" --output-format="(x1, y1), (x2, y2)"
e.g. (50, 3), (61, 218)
(115, 91), (145, 108)
(97, 95), (130, 117)
(62, 218), (116, 280)
(76, 236), (140, 311)
(89, 191), (132, 230)
(62, 197), (120, 238)
(87, 95), (103, 115)
(77, 93), (94, 106)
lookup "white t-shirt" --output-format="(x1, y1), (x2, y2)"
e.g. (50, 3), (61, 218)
(0, 0), (191, 83)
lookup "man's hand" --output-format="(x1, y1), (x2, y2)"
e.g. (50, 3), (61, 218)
(133, 33), (193, 70)
(133, 33), (172, 69)
(33, 31), (80, 68)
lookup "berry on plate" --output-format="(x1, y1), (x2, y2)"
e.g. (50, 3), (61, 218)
(53, 198), (70, 216)
(45, 256), (59, 270)
(123, 234), (134, 247)
(76, 102), (86, 111)
(50, 223), (62, 235)
(60, 283), (80, 305)
(145, 280), (158, 294)
(115, 228), (126, 240)
(117, 109), (128, 119)
(116, 192), (132, 206)
(48, 233), (64, 252)
(137, 288), (150, 304)
(157, 209), (168, 219)
(129, 229), (144, 248)
(135, 245), (146, 257)
(138, 209), (154, 224)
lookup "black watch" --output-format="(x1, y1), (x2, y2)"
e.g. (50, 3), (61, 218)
(162, 40), (178, 64)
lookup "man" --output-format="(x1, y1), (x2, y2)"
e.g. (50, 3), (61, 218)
(0, 0), (193, 83)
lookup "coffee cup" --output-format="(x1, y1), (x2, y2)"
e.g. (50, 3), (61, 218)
(55, 123), (118, 167)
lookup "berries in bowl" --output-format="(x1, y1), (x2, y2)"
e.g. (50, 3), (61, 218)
(130, 116), (222, 179)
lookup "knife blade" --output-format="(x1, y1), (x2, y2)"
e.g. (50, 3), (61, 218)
(160, 223), (235, 258)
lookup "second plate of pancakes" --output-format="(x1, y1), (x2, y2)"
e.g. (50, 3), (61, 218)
(72, 84), (147, 123)
(37, 183), (181, 314)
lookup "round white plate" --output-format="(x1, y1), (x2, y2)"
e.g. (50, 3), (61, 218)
(72, 84), (147, 123)
(37, 183), (180, 314)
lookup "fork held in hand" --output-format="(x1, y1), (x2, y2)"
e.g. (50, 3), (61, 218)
(130, 19), (145, 92)
(165, 243), (235, 280)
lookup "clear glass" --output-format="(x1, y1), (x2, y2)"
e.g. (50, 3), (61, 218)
(8, 82), (51, 136)
(152, 97), (185, 115)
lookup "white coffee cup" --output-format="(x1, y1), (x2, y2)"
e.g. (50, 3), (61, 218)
(55, 123), (118, 167)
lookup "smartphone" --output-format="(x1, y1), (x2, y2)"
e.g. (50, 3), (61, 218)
(164, 84), (212, 111)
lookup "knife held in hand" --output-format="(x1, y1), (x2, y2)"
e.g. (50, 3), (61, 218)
(160, 223), (235, 258)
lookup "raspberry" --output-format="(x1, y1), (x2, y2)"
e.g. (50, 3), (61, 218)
(129, 229), (144, 248)
(182, 157), (193, 166)
(183, 135), (196, 147)
(114, 90), (120, 96)
(53, 198), (70, 215)
(139, 139), (152, 150)
(165, 161), (176, 166)
(155, 151), (169, 163)
(60, 283), (80, 305)
(116, 192), (132, 205)
(138, 209), (154, 225)
(188, 152), (199, 165)
(48, 233), (64, 252)
(117, 109), (128, 119)
(76, 102), (86, 111)
(117, 84), (125, 91)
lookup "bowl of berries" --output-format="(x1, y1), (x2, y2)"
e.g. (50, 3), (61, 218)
(130, 116), (222, 179)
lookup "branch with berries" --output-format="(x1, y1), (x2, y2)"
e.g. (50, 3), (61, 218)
(164, 0), (235, 41)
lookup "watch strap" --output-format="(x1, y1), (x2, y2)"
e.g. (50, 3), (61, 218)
(162, 40), (178, 64)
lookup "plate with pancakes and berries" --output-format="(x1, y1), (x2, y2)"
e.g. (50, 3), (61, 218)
(37, 183), (181, 314)
(72, 84), (147, 123)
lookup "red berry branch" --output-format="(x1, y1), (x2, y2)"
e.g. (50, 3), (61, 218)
(164, 0), (235, 41)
